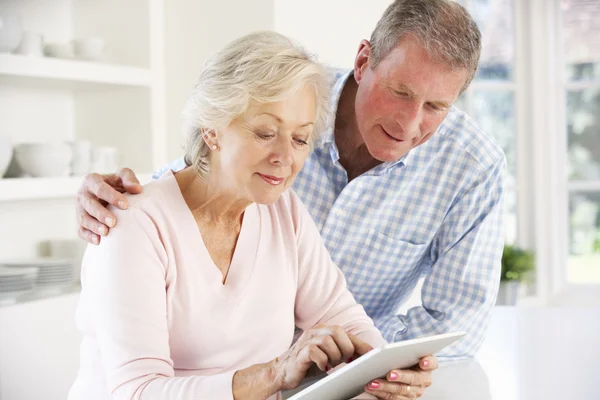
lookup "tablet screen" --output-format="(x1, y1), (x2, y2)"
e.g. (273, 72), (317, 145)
(284, 331), (466, 400)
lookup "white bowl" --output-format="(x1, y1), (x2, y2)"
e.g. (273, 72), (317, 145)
(14, 142), (73, 177)
(0, 136), (12, 177)
(44, 42), (74, 59)
(73, 38), (104, 61)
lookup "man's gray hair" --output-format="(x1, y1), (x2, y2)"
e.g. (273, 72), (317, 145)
(370, 0), (481, 92)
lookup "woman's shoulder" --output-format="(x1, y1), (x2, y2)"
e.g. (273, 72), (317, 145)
(124, 172), (179, 209)
(107, 172), (182, 236)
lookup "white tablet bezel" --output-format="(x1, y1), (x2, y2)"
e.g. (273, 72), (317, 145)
(285, 331), (466, 400)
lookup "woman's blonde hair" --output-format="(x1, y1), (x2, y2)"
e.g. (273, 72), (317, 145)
(182, 31), (331, 177)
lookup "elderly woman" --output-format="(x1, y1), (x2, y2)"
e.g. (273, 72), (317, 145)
(69, 31), (434, 400)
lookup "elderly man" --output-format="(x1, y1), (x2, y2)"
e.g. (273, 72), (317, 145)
(76, 0), (504, 396)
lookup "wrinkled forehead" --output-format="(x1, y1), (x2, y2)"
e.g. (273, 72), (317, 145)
(242, 89), (318, 129)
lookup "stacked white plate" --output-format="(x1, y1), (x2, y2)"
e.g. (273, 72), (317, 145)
(1, 258), (74, 294)
(0, 266), (38, 305)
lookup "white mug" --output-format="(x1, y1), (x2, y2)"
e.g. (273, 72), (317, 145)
(14, 32), (43, 56)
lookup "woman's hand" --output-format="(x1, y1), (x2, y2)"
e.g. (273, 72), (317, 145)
(363, 356), (438, 399)
(76, 168), (143, 244)
(272, 325), (374, 391)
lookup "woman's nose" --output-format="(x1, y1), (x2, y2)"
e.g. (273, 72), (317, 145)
(270, 138), (294, 166)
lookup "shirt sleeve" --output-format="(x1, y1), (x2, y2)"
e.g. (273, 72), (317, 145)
(289, 191), (387, 348)
(372, 158), (506, 359)
(82, 205), (236, 399)
(151, 157), (187, 180)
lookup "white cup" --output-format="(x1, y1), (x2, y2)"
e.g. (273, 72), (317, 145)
(14, 32), (43, 56)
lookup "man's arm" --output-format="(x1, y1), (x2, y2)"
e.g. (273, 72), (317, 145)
(373, 158), (506, 359)
(77, 157), (188, 244)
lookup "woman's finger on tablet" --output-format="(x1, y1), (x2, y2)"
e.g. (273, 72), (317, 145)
(386, 368), (432, 389)
(348, 333), (375, 357)
(327, 326), (355, 363)
(417, 355), (438, 371)
(305, 345), (329, 372)
(308, 334), (343, 367)
(365, 379), (422, 399)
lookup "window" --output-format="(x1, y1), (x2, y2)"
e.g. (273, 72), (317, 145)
(454, 0), (519, 245)
(561, 0), (600, 284)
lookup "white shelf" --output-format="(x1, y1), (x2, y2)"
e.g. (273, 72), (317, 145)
(0, 53), (152, 90)
(0, 174), (154, 202)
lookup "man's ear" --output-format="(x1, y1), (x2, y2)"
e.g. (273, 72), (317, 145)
(354, 40), (372, 84)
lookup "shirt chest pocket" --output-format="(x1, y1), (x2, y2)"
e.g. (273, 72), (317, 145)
(357, 230), (429, 276)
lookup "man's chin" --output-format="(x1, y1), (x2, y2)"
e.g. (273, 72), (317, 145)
(369, 145), (410, 163)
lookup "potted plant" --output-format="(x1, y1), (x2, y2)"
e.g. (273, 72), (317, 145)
(496, 244), (535, 305)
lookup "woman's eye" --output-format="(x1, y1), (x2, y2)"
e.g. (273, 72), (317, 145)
(294, 138), (309, 146)
(255, 131), (275, 140)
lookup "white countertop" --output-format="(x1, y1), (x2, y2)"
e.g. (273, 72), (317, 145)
(421, 306), (600, 400)
(2, 295), (598, 400)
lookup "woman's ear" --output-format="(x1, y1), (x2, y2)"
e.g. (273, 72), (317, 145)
(201, 128), (219, 151)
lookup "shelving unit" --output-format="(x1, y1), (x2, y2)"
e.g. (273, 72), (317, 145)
(0, 174), (154, 202)
(0, 53), (152, 90)
(0, 0), (166, 262)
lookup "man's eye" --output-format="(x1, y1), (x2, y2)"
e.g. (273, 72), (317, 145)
(428, 104), (444, 112)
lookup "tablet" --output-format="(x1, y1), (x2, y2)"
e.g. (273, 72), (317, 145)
(285, 331), (466, 400)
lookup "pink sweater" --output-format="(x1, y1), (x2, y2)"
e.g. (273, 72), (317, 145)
(69, 171), (385, 399)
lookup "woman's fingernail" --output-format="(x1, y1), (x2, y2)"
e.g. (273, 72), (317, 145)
(98, 225), (107, 235)
(325, 365), (330, 372)
(118, 200), (127, 210)
(368, 381), (380, 389)
(105, 216), (114, 227)
(347, 357), (354, 363)
(389, 372), (398, 380)
(423, 360), (430, 368)
(92, 236), (99, 244)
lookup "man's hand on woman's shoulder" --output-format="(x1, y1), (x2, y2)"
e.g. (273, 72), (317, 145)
(76, 168), (143, 244)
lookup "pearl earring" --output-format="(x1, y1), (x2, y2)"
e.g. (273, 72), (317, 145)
(212, 145), (217, 150)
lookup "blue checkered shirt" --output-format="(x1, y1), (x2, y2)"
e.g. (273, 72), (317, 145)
(155, 70), (506, 359)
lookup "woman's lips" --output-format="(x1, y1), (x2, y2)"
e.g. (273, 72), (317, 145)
(258, 173), (284, 186)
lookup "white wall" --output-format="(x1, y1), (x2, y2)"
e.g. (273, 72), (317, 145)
(164, 0), (275, 162)
(274, 0), (393, 68)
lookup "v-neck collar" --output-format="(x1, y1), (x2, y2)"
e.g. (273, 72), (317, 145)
(162, 170), (260, 299)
